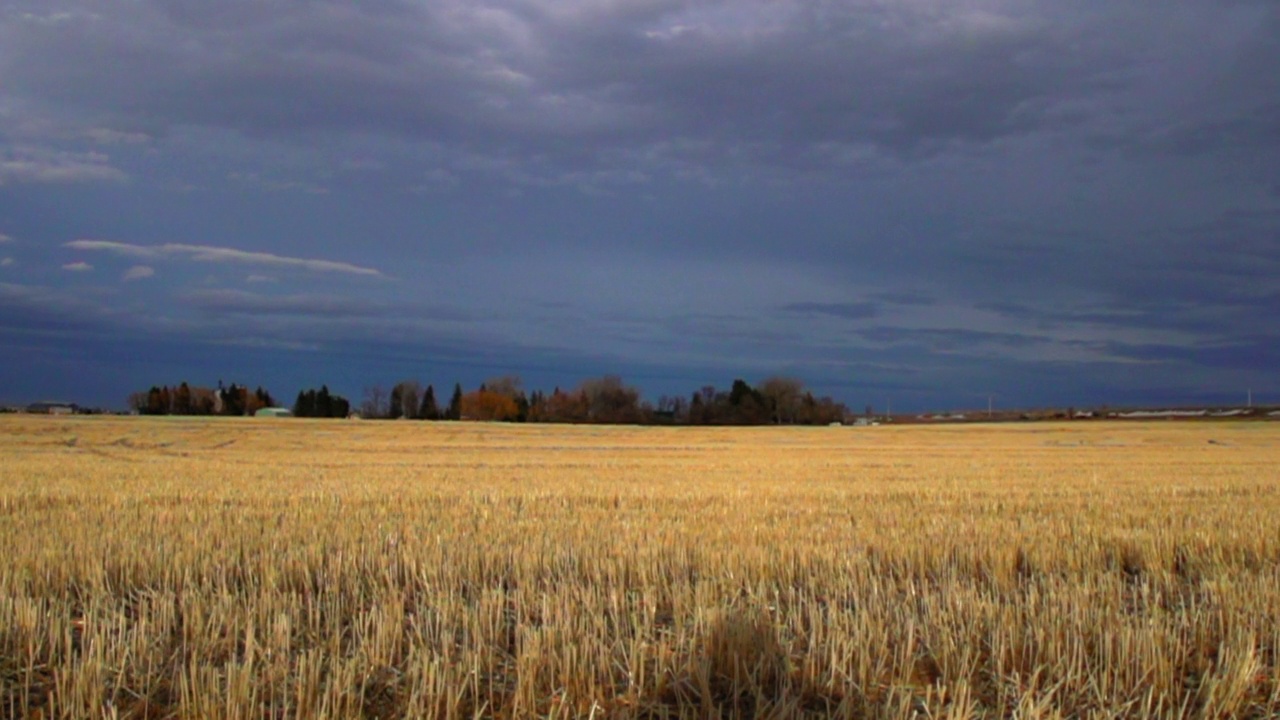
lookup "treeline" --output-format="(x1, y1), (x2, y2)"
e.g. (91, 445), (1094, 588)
(292, 386), (351, 418)
(352, 375), (847, 425)
(130, 375), (848, 425)
(128, 382), (276, 416)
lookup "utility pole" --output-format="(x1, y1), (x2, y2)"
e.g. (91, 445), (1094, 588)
(1248, 389), (1252, 408)
(988, 395), (994, 419)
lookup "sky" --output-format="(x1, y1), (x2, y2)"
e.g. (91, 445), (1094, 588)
(1, 0), (1278, 411)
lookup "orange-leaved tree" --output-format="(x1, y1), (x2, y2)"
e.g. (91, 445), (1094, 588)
(459, 389), (519, 421)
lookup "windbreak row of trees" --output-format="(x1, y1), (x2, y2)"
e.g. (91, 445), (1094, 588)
(358, 382), (464, 420)
(364, 375), (847, 425)
(128, 383), (276, 416)
(131, 375), (848, 425)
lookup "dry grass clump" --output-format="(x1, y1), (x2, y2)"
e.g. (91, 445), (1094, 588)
(1, 416), (1279, 718)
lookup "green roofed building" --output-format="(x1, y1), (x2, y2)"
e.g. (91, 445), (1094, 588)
(254, 407), (293, 418)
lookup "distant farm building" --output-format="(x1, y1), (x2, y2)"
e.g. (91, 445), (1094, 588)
(254, 407), (293, 418)
(27, 401), (78, 415)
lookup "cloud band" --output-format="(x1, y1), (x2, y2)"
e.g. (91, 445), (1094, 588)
(65, 240), (384, 277)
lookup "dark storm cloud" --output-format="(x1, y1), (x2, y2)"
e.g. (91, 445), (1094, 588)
(182, 289), (393, 320)
(2, 1), (1279, 408)
(1105, 336), (1280, 372)
(628, 12), (1105, 156)
(0, 279), (583, 392)
(660, 312), (803, 346)
(4, 1), (658, 147)
(1142, 106), (1280, 158)
(0, 282), (109, 337)
(782, 301), (879, 321)
(9, 1), (1274, 173)
(974, 300), (1217, 335)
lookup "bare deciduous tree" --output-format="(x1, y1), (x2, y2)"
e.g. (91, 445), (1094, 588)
(390, 380), (422, 419)
(760, 376), (805, 424)
(361, 386), (388, 419)
(483, 375), (523, 399)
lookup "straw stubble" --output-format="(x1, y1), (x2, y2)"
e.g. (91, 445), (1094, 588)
(1, 416), (1277, 718)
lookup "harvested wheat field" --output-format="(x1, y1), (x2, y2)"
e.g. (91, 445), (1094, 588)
(2, 415), (1279, 719)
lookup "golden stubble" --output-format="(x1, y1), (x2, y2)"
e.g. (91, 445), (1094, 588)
(1, 416), (1278, 718)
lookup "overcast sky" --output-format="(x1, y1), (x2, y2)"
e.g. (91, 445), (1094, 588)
(2, 0), (1278, 410)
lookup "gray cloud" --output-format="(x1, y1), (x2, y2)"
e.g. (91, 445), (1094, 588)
(121, 265), (154, 281)
(0, 146), (127, 184)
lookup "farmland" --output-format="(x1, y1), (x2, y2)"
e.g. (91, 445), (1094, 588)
(2, 416), (1278, 718)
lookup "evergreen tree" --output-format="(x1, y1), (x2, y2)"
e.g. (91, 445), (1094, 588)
(727, 379), (767, 424)
(317, 386), (332, 418)
(220, 383), (247, 416)
(448, 383), (463, 420)
(389, 384), (404, 420)
(174, 382), (192, 415)
(293, 386), (351, 418)
(332, 395), (350, 418)
(146, 386), (163, 415)
(419, 384), (439, 420)
(294, 390), (311, 417)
